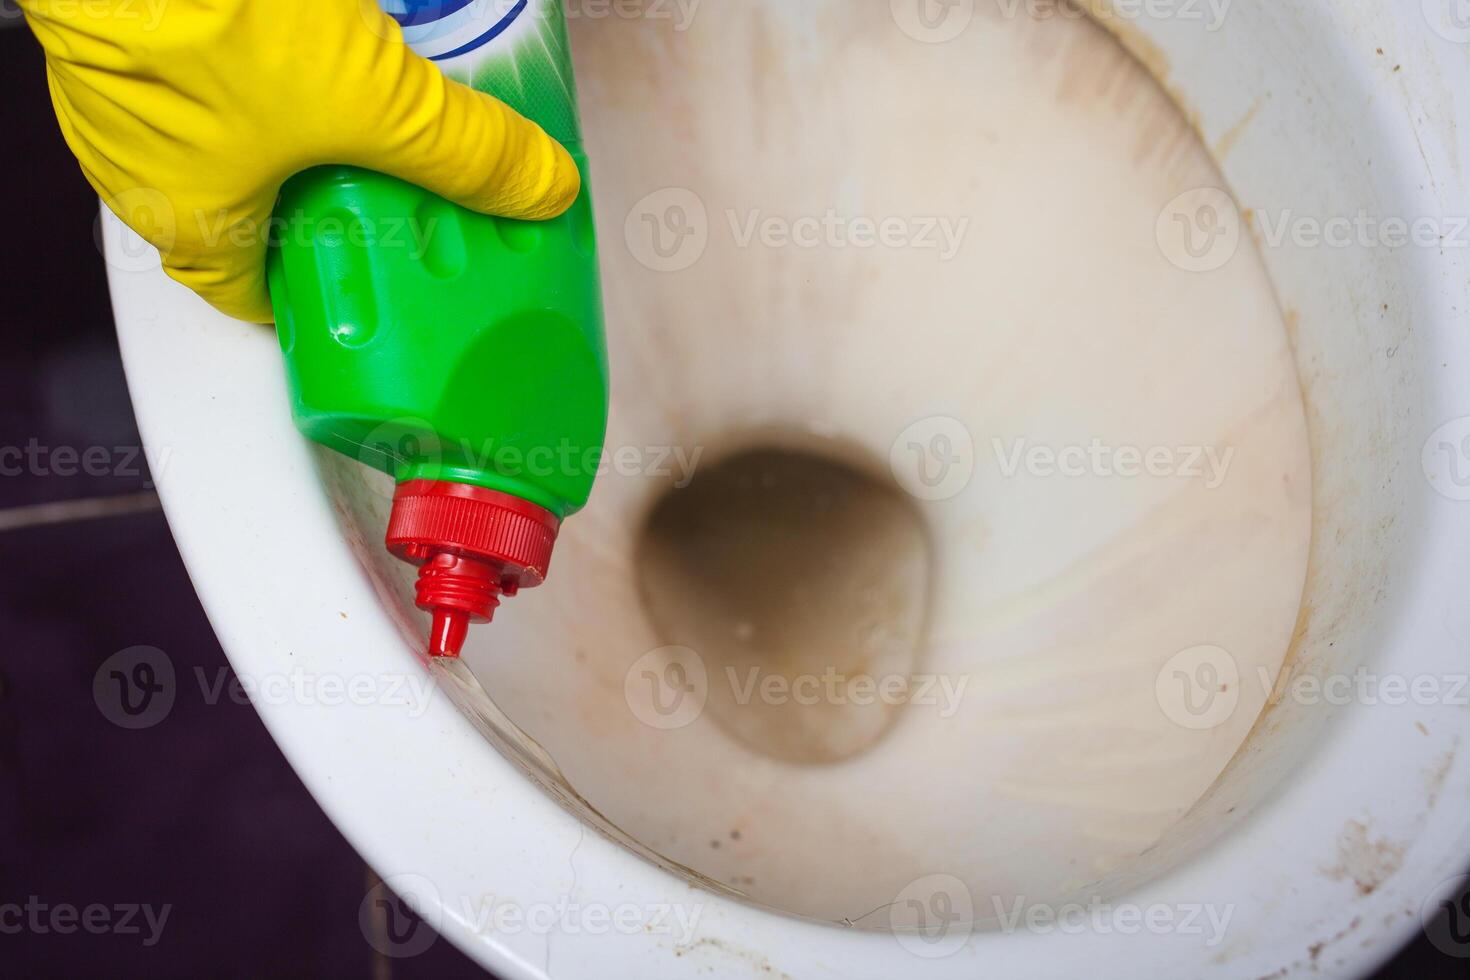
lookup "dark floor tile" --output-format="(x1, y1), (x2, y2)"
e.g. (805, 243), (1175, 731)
(0, 29), (491, 977)
(0, 510), (488, 978)
(0, 28), (154, 511)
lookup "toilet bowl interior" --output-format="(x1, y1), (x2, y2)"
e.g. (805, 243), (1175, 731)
(313, 0), (1423, 930)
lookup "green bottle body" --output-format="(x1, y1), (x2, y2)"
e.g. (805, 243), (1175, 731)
(266, 0), (607, 521)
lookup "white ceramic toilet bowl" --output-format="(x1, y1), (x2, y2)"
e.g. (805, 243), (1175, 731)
(106, 1), (1470, 977)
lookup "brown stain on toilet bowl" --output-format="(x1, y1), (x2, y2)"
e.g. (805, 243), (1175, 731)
(635, 440), (933, 765)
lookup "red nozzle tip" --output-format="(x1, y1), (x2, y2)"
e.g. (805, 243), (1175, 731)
(427, 608), (471, 659)
(384, 480), (561, 658)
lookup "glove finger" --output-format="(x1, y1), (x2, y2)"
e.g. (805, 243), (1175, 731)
(96, 179), (273, 324)
(161, 236), (274, 324)
(348, 42), (581, 221)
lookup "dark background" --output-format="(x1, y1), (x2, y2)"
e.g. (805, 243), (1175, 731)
(0, 8), (1461, 978)
(0, 10), (485, 977)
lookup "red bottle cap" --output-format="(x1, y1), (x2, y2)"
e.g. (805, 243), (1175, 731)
(385, 479), (560, 658)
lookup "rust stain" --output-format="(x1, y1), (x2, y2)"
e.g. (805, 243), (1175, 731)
(1322, 820), (1405, 897)
(1215, 98), (1265, 161)
(1424, 741), (1459, 808)
(1077, 0), (1173, 81)
(1282, 307), (1301, 341)
(1308, 916), (1362, 964)
(673, 937), (794, 979)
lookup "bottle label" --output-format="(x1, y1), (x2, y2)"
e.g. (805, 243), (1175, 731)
(384, 0), (538, 64)
(381, 0), (580, 142)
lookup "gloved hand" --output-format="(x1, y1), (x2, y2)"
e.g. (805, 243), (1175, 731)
(20, 0), (581, 323)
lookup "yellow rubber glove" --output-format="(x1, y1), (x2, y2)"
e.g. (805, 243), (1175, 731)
(20, 0), (581, 323)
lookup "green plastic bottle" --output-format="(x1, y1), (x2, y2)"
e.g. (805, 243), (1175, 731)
(266, 0), (607, 657)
